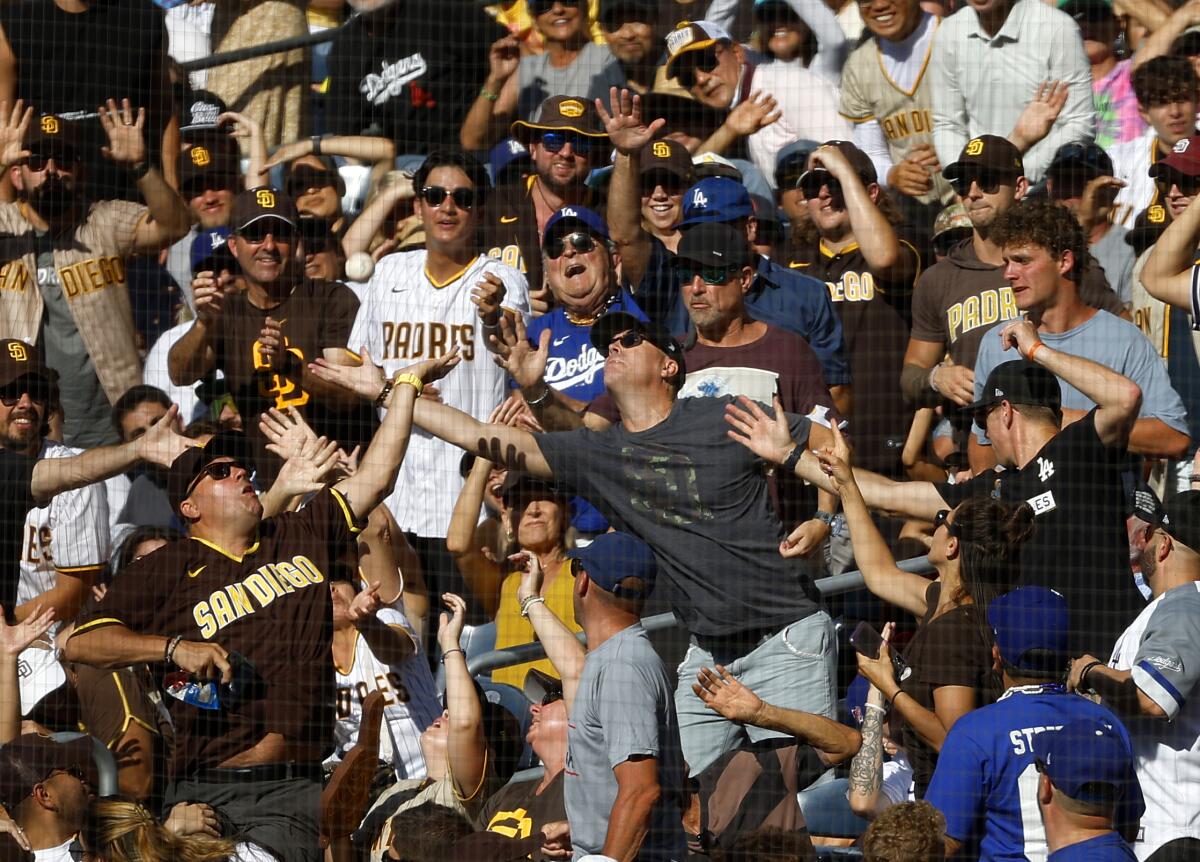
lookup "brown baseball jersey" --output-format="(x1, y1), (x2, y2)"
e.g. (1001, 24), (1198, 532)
(72, 488), (362, 775)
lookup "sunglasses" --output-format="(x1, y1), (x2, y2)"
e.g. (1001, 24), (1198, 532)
(602, 330), (647, 356)
(187, 460), (251, 499)
(537, 131), (594, 156)
(947, 169), (1012, 195)
(675, 46), (721, 89)
(545, 231), (599, 259)
(641, 173), (686, 197)
(0, 381), (48, 407)
(530, 0), (582, 14)
(675, 261), (741, 285)
(285, 170), (338, 198)
(798, 169), (842, 199)
(237, 221), (296, 245)
(1158, 169), (1200, 197)
(22, 152), (74, 171)
(420, 185), (478, 210)
(933, 509), (951, 530)
(541, 688), (564, 706)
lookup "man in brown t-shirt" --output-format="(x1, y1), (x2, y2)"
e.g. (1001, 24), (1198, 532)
(166, 187), (366, 475)
(64, 351), (459, 862)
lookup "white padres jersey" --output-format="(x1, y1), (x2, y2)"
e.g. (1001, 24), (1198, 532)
(333, 607), (442, 781)
(349, 250), (530, 537)
(1110, 128), (1163, 229)
(1109, 582), (1200, 859)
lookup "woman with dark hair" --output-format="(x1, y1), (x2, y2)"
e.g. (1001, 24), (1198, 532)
(818, 422), (1035, 798)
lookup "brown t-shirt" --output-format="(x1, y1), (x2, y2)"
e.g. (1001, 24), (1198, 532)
(787, 239), (919, 474)
(898, 582), (997, 798)
(72, 488), (362, 775)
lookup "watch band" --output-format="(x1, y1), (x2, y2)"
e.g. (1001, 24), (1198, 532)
(781, 444), (803, 474)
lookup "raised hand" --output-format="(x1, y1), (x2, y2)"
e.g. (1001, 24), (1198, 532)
(0, 604), (54, 656)
(267, 433), (339, 499)
(217, 111), (262, 143)
(309, 348), (387, 402)
(490, 314), (549, 390)
(348, 581), (383, 623)
(999, 317), (1042, 358)
(0, 101), (31, 171)
(724, 394), (795, 465)
(815, 420), (854, 493)
(256, 317), (283, 370)
(723, 91), (781, 137)
(398, 346), (463, 388)
(931, 359), (975, 407)
(471, 273), (507, 326)
(191, 270), (237, 326)
(692, 665), (764, 724)
(1011, 80), (1068, 152)
(135, 405), (192, 467)
(487, 36), (521, 85)
(510, 549), (545, 604)
(264, 138), (315, 170)
(887, 143), (940, 197)
(437, 592), (468, 651)
(259, 407), (319, 461)
(595, 87), (666, 156)
(98, 98), (147, 167)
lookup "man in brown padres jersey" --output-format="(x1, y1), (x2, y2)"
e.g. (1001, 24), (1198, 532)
(64, 349), (461, 862)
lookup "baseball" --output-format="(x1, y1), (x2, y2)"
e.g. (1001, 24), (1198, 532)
(345, 252), (376, 283)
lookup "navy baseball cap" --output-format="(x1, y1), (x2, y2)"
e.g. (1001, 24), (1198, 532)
(677, 177), (754, 228)
(566, 531), (657, 598)
(1033, 718), (1131, 803)
(191, 226), (234, 275)
(967, 360), (1062, 425)
(544, 205), (609, 243)
(489, 138), (531, 181)
(987, 587), (1069, 670)
(166, 430), (257, 514)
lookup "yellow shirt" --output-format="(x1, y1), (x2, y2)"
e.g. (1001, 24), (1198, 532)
(491, 561), (580, 689)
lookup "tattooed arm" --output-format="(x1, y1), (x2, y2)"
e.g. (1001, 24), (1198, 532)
(846, 684), (891, 820)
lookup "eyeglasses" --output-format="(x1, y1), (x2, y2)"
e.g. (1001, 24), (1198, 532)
(603, 330), (647, 355)
(186, 460), (251, 500)
(285, 170), (338, 198)
(933, 509), (957, 535)
(541, 688), (563, 706)
(545, 231), (598, 259)
(537, 132), (594, 156)
(420, 185), (478, 210)
(530, 0), (582, 14)
(947, 170), (1012, 195)
(640, 173), (686, 197)
(22, 153), (73, 172)
(675, 46), (721, 89)
(570, 557), (585, 576)
(237, 221), (296, 245)
(0, 382), (48, 407)
(675, 261), (741, 285)
(798, 169), (842, 199)
(1158, 169), (1200, 197)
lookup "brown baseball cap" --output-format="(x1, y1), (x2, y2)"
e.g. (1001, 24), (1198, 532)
(26, 114), (79, 162)
(511, 96), (607, 145)
(229, 187), (298, 234)
(165, 430), (257, 513)
(0, 734), (98, 810)
(1150, 135), (1200, 179)
(180, 131), (241, 192)
(639, 138), (693, 182)
(817, 139), (877, 184)
(944, 135), (1024, 184)
(0, 340), (49, 389)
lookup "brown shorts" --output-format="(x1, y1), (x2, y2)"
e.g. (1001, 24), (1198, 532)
(74, 664), (167, 748)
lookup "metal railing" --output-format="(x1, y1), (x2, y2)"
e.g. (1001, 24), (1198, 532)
(467, 555), (933, 676)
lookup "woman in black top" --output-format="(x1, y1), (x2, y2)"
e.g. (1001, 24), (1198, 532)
(818, 423), (1034, 796)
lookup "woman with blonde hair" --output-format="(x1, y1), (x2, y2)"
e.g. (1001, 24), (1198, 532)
(82, 798), (236, 862)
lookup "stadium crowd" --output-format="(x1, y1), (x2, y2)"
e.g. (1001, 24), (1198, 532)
(0, 0), (1197, 859)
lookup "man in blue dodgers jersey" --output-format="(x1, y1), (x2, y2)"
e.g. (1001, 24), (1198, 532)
(1067, 490), (1200, 861)
(925, 587), (1144, 862)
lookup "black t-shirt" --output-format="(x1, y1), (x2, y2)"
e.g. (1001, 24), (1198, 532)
(325, 0), (504, 154)
(898, 583), (997, 798)
(480, 771), (566, 859)
(935, 411), (1144, 657)
(0, 451), (36, 614)
(535, 396), (822, 637)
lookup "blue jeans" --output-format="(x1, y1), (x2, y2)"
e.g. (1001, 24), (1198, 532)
(675, 611), (837, 776)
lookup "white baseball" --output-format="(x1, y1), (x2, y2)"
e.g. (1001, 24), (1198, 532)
(345, 252), (376, 283)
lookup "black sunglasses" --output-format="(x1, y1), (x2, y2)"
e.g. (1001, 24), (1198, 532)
(420, 185), (478, 210)
(674, 261), (742, 285)
(530, 0), (582, 14)
(545, 231), (598, 259)
(0, 381), (48, 407)
(641, 172), (686, 196)
(1158, 169), (1200, 197)
(675, 46), (721, 89)
(541, 688), (564, 706)
(602, 330), (646, 356)
(285, 170), (338, 198)
(798, 169), (842, 199)
(187, 460), (251, 498)
(538, 131), (595, 156)
(23, 152), (74, 172)
(237, 221), (296, 244)
(933, 509), (956, 535)
(947, 169), (1012, 195)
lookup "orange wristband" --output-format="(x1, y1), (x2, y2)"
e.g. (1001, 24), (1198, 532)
(1026, 341), (1046, 362)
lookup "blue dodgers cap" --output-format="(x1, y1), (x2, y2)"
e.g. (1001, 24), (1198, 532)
(544, 205), (610, 243)
(566, 531), (657, 598)
(489, 137), (531, 180)
(988, 587), (1070, 670)
(190, 226), (234, 275)
(677, 177), (754, 228)
(1033, 718), (1132, 803)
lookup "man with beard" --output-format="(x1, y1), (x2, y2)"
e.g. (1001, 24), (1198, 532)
(0, 102), (190, 448)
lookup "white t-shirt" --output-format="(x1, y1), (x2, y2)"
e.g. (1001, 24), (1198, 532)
(1108, 582), (1200, 859)
(333, 607), (442, 781)
(33, 838), (78, 862)
(348, 250), (530, 537)
(1109, 127), (1162, 229)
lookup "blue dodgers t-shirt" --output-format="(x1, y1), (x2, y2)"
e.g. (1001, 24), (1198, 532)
(525, 289), (647, 533)
(926, 686), (1144, 862)
(1048, 832), (1137, 862)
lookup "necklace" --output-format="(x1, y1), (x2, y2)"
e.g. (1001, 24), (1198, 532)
(564, 291), (619, 326)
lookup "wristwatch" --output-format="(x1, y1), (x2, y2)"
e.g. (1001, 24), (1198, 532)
(781, 444), (803, 474)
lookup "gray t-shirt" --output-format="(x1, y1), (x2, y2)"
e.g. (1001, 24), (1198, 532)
(36, 245), (115, 447)
(565, 623), (687, 862)
(1090, 227), (1135, 308)
(517, 42), (627, 121)
(535, 396), (822, 637)
(972, 310), (1189, 443)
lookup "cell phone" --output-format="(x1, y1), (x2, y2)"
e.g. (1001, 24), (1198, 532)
(850, 621), (883, 660)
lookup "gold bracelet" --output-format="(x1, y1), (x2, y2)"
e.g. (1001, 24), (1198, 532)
(393, 373), (424, 395)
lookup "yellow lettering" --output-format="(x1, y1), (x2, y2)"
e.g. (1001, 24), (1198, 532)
(210, 591), (236, 630)
(895, 114), (909, 137)
(429, 322), (448, 356)
(382, 322), (394, 361)
(276, 561), (309, 590)
(243, 573), (276, 606)
(225, 583), (256, 618)
(85, 259), (104, 291)
(194, 602), (217, 639)
(457, 325), (476, 362)
(947, 303), (963, 342)
(981, 290), (999, 327)
(962, 295), (980, 334)
(263, 564), (294, 595)
(826, 280), (844, 302)
(882, 118), (896, 140)
(999, 286), (1018, 321)
(293, 555), (325, 585)
(60, 267), (81, 299)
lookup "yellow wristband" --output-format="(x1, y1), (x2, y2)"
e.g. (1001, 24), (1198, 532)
(393, 373), (424, 395)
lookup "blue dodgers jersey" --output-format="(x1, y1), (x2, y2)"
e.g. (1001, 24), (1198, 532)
(1047, 832), (1137, 862)
(925, 687), (1144, 862)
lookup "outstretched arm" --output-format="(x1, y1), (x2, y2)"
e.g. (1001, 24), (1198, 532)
(1141, 193), (1200, 311)
(438, 594), (489, 798)
(513, 551), (585, 711)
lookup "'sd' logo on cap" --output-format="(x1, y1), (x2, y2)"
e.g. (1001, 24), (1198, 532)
(40, 116), (58, 135)
(652, 142), (671, 159)
(191, 146), (211, 167)
(7, 342), (26, 362)
(666, 24), (697, 55)
(965, 139), (984, 156)
(256, 189), (276, 209)
(1176, 139), (1191, 153)
(559, 100), (584, 119)
(1150, 205), (1166, 224)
